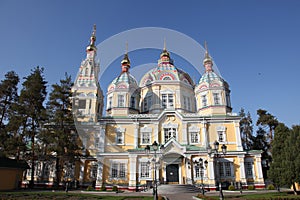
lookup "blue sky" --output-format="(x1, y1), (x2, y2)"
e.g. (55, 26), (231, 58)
(0, 0), (299, 128)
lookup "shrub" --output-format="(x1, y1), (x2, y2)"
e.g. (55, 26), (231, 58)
(248, 185), (255, 190)
(112, 185), (118, 191)
(267, 184), (275, 190)
(86, 185), (94, 191)
(196, 194), (215, 200)
(228, 185), (235, 191)
(100, 184), (106, 191)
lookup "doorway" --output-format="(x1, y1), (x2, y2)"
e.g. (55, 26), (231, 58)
(166, 164), (179, 184)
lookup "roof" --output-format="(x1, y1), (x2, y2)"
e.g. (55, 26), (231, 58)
(0, 157), (30, 169)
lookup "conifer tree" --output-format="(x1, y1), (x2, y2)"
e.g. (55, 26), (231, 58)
(239, 108), (254, 150)
(19, 67), (47, 188)
(268, 123), (290, 189)
(0, 71), (20, 157)
(41, 73), (81, 188)
(256, 109), (279, 142)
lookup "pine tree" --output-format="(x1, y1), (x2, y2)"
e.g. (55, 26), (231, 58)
(0, 71), (20, 157)
(239, 108), (254, 150)
(41, 73), (81, 188)
(256, 109), (279, 142)
(19, 67), (47, 188)
(268, 123), (290, 189)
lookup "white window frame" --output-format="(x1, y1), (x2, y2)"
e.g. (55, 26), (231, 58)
(115, 127), (125, 145)
(190, 132), (199, 144)
(183, 96), (191, 111)
(140, 162), (151, 179)
(201, 95), (207, 107)
(107, 95), (113, 109)
(161, 93), (174, 109)
(217, 126), (227, 143)
(218, 161), (233, 178)
(245, 158), (254, 178)
(110, 159), (128, 180)
(143, 94), (152, 111)
(189, 126), (201, 145)
(117, 94), (125, 107)
(213, 92), (221, 105)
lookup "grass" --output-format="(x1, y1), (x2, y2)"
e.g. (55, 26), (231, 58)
(0, 191), (153, 200)
(198, 191), (300, 200)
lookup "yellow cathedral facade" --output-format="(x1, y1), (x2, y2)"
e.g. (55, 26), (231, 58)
(71, 26), (265, 191)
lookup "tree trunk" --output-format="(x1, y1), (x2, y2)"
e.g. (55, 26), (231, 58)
(292, 182), (298, 195)
(30, 134), (35, 188)
(55, 156), (61, 189)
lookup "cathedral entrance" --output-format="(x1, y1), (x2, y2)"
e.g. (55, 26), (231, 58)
(166, 164), (179, 184)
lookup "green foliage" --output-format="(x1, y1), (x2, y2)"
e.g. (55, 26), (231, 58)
(248, 185), (255, 190)
(267, 184), (275, 190)
(228, 185), (235, 191)
(101, 184), (107, 191)
(112, 185), (118, 191)
(239, 108), (254, 150)
(86, 185), (94, 191)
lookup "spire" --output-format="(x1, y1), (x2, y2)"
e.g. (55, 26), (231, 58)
(86, 24), (97, 52)
(121, 42), (130, 72)
(203, 41), (213, 72)
(160, 38), (171, 61)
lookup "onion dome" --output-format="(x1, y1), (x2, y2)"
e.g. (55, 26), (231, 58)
(199, 42), (226, 84)
(86, 24), (97, 52)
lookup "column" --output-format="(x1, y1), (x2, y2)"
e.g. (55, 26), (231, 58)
(95, 158), (104, 189)
(235, 121), (243, 151)
(98, 124), (105, 152)
(154, 123), (159, 142)
(129, 155), (138, 190)
(182, 122), (188, 144)
(185, 156), (192, 184)
(79, 159), (85, 185)
(255, 155), (264, 181)
(201, 120), (207, 148)
(238, 156), (246, 183)
(134, 122), (139, 149)
(207, 157), (215, 188)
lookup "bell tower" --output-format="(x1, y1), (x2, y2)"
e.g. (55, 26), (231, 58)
(72, 25), (103, 122)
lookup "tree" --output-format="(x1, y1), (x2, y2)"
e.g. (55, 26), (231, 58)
(239, 108), (254, 150)
(40, 73), (81, 188)
(268, 123), (290, 189)
(19, 67), (47, 188)
(256, 109), (279, 143)
(0, 71), (20, 157)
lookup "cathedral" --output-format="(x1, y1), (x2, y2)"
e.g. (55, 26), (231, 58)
(70, 25), (265, 191)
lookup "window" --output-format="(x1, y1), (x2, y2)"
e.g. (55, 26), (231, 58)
(162, 94), (174, 109)
(190, 132), (199, 144)
(90, 163), (98, 179)
(111, 162), (127, 179)
(116, 131), (124, 145)
(195, 165), (200, 178)
(213, 93), (220, 105)
(143, 95), (152, 111)
(140, 162), (150, 178)
(201, 95), (207, 107)
(183, 96), (191, 111)
(218, 131), (224, 142)
(226, 93), (231, 107)
(78, 100), (86, 109)
(130, 96), (135, 108)
(217, 126), (226, 142)
(164, 128), (177, 142)
(141, 132), (151, 144)
(219, 162), (232, 178)
(95, 137), (99, 148)
(118, 94), (125, 107)
(245, 162), (253, 177)
(108, 96), (112, 109)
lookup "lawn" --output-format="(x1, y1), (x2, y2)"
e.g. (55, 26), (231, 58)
(0, 191), (153, 200)
(198, 191), (300, 200)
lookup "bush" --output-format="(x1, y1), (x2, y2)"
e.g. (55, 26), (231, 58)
(86, 185), (94, 191)
(196, 194), (215, 200)
(112, 185), (118, 191)
(267, 184), (275, 190)
(100, 184), (106, 191)
(228, 185), (235, 191)
(248, 185), (255, 190)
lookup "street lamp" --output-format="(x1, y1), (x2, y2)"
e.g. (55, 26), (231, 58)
(194, 158), (208, 195)
(145, 141), (165, 200)
(208, 141), (227, 200)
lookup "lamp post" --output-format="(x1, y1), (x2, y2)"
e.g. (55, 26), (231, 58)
(194, 158), (208, 195)
(207, 141), (227, 200)
(145, 141), (165, 200)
